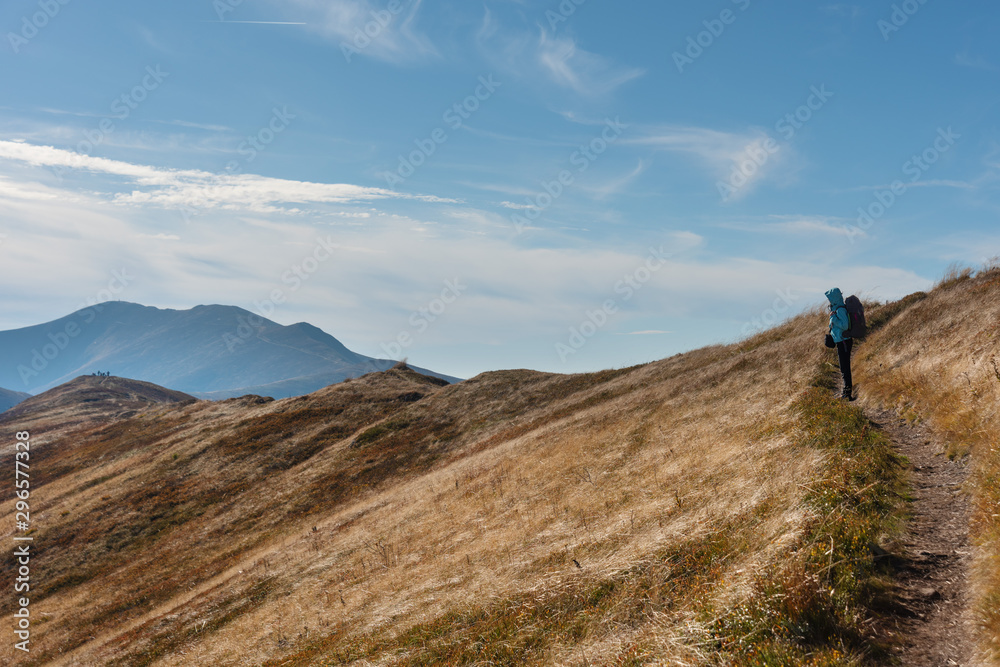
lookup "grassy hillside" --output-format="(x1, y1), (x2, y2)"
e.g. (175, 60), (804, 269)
(0, 270), (994, 665)
(854, 264), (1000, 665)
(0, 376), (195, 449)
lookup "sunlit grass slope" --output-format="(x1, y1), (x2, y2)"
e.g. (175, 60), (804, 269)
(855, 264), (1000, 666)
(1, 283), (970, 665)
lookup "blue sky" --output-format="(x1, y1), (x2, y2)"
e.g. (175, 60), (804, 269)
(1, 0), (998, 380)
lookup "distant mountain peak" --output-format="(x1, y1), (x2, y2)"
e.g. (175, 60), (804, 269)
(0, 386), (31, 413)
(0, 302), (459, 400)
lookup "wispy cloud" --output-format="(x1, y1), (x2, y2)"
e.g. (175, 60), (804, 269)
(839, 179), (976, 193)
(628, 126), (765, 164)
(0, 140), (454, 214)
(591, 159), (647, 200)
(272, 0), (437, 64)
(208, 21), (307, 25)
(455, 181), (541, 197)
(954, 50), (996, 71)
(0, 171), (931, 376)
(477, 9), (642, 97)
(536, 32), (644, 96)
(822, 4), (863, 19)
(35, 107), (107, 119)
(718, 216), (861, 238)
(148, 120), (233, 132)
(0, 174), (61, 202)
(626, 125), (795, 197)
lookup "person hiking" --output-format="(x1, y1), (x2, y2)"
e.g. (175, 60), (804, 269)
(825, 287), (854, 401)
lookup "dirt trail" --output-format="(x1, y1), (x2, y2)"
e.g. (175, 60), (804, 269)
(868, 408), (975, 666)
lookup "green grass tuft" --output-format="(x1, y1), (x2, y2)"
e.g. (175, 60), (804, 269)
(708, 364), (908, 666)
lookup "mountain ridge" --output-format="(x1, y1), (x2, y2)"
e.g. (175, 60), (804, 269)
(0, 301), (458, 399)
(0, 386), (31, 413)
(2, 269), (997, 665)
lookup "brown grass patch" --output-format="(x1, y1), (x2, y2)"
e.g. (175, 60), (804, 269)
(0, 300), (939, 666)
(856, 264), (1000, 665)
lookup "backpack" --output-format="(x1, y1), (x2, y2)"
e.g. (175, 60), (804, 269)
(843, 295), (867, 340)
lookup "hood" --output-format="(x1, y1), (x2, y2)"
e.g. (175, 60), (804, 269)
(825, 288), (845, 308)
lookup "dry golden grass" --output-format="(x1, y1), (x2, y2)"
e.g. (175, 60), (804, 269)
(0, 314), (845, 666)
(855, 265), (1000, 666)
(0, 294), (940, 665)
(0, 375), (195, 458)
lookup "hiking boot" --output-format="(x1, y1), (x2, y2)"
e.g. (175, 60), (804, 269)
(841, 386), (855, 401)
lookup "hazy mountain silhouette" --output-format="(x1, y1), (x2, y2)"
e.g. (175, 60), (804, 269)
(0, 302), (458, 399)
(0, 386), (30, 413)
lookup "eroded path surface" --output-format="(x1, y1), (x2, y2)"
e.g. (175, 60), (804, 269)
(868, 409), (975, 666)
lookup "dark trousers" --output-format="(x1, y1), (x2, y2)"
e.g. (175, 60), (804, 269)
(836, 338), (853, 390)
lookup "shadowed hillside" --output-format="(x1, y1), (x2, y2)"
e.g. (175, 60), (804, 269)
(1, 271), (997, 665)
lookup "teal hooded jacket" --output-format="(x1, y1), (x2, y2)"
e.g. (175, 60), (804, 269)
(826, 288), (851, 343)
